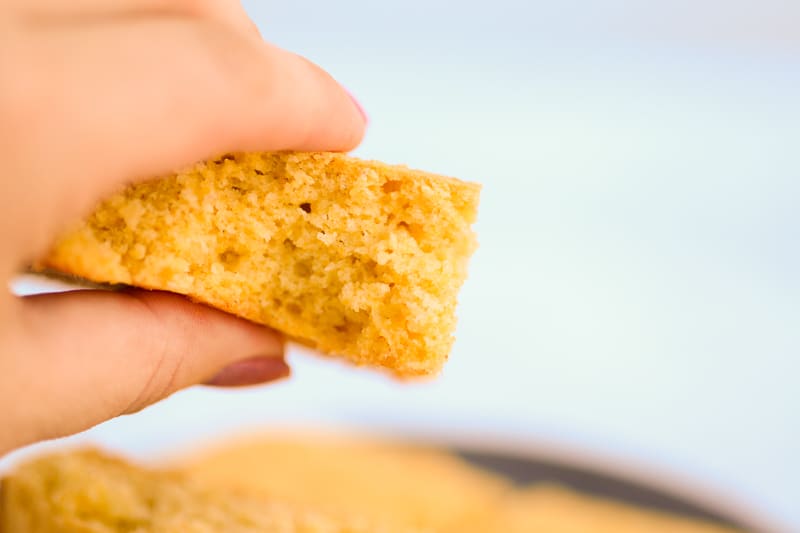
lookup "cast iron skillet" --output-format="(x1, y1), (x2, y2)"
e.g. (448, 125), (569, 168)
(456, 449), (753, 532)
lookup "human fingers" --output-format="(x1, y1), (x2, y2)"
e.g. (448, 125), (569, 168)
(3, 15), (365, 261)
(0, 289), (287, 453)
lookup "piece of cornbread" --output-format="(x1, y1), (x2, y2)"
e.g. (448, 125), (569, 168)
(0, 441), (744, 533)
(0, 450), (417, 533)
(184, 435), (743, 533)
(182, 434), (510, 531)
(41, 152), (480, 377)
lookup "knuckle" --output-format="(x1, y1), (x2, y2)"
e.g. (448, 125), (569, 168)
(191, 20), (275, 105)
(228, 37), (278, 106)
(121, 293), (187, 414)
(0, 47), (41, 150)
(167, 0), (216, 17)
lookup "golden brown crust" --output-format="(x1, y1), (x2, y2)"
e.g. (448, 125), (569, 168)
(41, 152), (480, 377)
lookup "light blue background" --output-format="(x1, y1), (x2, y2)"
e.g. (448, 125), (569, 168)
(5, 1), (799, 530)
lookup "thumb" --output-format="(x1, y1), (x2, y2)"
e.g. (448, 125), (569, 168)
(0, 289), (287, 453)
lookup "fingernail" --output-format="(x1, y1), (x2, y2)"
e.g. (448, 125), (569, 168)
(345, 89), (369, 124)
(205, 357), (291, 387)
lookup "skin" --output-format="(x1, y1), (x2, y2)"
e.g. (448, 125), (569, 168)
(0, 0), (367, 455)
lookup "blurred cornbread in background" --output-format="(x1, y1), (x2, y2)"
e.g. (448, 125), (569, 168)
(1, 435), (742, 533)
(0, 449), (416, 533)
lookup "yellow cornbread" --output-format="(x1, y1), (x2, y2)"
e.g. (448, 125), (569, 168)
(182, 434), (510, 532)
(0, 450), (418, 533)
(184, 435), (744, 533)
(41, 152), (480, 377)
(0, 439), (744, 533)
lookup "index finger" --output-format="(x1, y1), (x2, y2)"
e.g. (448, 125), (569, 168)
(4, 16), (366, 256)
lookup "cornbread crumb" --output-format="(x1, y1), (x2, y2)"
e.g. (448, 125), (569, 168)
(42, 152), (480, 377)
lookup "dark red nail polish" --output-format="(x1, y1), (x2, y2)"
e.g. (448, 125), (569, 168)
(206, 357), (290, 388)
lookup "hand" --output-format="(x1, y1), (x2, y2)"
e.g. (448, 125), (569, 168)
(0, 0), (367, 454)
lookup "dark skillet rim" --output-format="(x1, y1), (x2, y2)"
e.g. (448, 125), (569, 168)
(453, 446), (755, 532)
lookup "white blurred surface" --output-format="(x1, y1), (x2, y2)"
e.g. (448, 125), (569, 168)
(4, 1), (799, 530)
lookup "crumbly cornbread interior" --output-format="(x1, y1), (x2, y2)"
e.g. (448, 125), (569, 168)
(42, 152), (480, 376)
